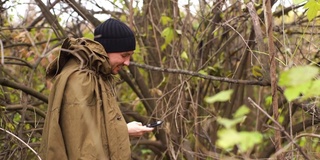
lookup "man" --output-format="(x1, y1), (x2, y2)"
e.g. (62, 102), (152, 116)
(40, 18), (154, 160)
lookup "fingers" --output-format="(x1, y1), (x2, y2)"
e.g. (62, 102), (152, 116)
(128, 121), (142, 125)
(127, 121), (155, 137)
(142, 126), (154, 132)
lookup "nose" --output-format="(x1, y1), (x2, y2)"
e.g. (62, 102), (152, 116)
(123, 57), (130, 66)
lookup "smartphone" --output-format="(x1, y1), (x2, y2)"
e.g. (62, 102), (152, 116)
(146, 121), (163, 128)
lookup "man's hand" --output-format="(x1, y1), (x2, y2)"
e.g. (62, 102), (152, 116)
(127, 121), (154, 137)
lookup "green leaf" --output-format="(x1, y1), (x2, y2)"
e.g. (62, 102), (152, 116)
(198, 70), (208, 75)
(279, 65), (319, 87)
(293, 0), (307, 5)
(13, 113), (21, 124)
(31, 137), (38, 143)
(217, 129), (240, 149)
(36, 84), (45, 91)
(217, 117), (245, 129)
(265, 96), (272, 106)
(299, 137), (307, 147)
(161, 43), (167, 51)
(252, 65), (263, 79)
(180, 51), (189, 61)
(141, 149), (152, 154)
(160, 15), (173, 25)
(217, 129), (263, 152)
(161, 27), (175, 44)
(7, 123), (15, 130)
(238, 131), (263, 152)
(233, 105), (250, 118)
(304, 0), (320, 21)
(83, 32), (94, 39)
(161, 27), (175, 51)
(283, 81), (312, 101)
(303, 80), (320, 98)
(279, 65), (320, 102)
(205, 90), (233, 103)
(119, 15), (127, 22)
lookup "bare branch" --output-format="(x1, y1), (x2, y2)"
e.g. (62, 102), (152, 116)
(130, 61), (270, 86)
(0, 78), (48, 103)
(5, 104), (46, 118)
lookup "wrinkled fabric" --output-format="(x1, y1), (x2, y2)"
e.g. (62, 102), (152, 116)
(40, 38), (131, 160)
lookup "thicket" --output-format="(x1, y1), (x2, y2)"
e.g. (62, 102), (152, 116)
(0, 0), (319, 159)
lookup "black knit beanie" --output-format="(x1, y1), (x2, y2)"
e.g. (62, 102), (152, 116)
(94, 18), (136, 53)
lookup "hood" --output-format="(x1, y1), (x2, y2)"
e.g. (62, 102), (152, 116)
(46, 37), (111, 79)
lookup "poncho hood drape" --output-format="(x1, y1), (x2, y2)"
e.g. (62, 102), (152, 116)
(40, 38), (131, 160)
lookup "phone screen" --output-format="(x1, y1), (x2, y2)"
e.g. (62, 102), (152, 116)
(146, 121), (163, 128)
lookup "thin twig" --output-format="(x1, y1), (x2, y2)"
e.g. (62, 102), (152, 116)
(0, 128), (42, 160)
(271, 133), (320, 159)
(295, 133), (320, 139)
(0, 39), (4, 65)
(247, 97), (309, 160)
(3, 56), (33, 68)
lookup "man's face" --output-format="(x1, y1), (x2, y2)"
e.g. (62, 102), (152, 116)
(107, 51), (134, 75)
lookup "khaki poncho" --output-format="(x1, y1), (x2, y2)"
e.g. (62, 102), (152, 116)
(40, 38), (131, 160)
